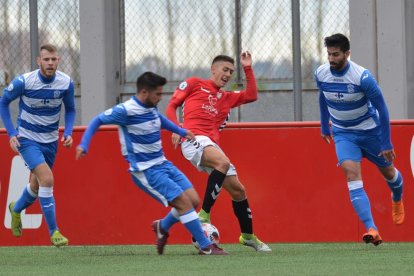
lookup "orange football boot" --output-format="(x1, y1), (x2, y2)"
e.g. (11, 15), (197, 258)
(362, 228), (382, 246)
(392, 200), (405, 225)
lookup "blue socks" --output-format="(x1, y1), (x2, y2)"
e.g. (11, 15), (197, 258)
(160, 208), (180, 232)
(179, 209), (211, 249)
(13, 184), (38, 213)
(38, 187), (58, 236)
(348, 181), (376, 230)
(386, 169), (403, 201)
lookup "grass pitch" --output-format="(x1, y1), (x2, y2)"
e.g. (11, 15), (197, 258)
(1, 243), (413, 275)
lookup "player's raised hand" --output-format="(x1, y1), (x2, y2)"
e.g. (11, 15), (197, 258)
(61, 135), (73, 148)
(9, 135), (20, 153)
(171, 133), (181, 149)
(75, 145), (87, 160)
(240, 51), (252, 67)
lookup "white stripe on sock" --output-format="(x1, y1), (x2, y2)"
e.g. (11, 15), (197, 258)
(179, 210), (198, 224)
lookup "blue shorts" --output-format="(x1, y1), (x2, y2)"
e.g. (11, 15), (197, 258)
(130, 160), (193, 207)
(18, 137), (58, 170)
(333, 127), (391, 168)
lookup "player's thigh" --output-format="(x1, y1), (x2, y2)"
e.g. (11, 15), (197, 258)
(359, 133), (392, 168)
(181, 136), (229, 172)
(222, 175), (246, 200)
(18, 137), (47, 170)
(163, 161), (200, 207)
(32, 162), (54, 187)
(333, 132), (362, 165)
(201, 146), (230, 169)
(130, 165), (185, 207)
(40, 140), (58, 169)
(182, 187), (200, 208)
(164, 161), (193, 190)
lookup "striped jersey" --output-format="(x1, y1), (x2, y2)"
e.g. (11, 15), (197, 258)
(80, 96), (187, 172)
(0, 69), (75, 143)
(315, 60), (392, 150)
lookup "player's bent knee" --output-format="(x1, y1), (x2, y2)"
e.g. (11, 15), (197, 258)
(228, 186), (246, 200)
(39, 176), (54, 187)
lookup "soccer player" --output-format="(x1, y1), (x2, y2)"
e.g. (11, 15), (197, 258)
(315, 33), (404, 246)
(0, 44), (75, 247)
(166, 52), (271, 252)
(76, 71), (227, 255)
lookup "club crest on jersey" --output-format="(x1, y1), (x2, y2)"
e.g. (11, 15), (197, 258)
(217, 92), (222, 99)
(53, 90), (61, 98)
(7, 83), (14, 91)
(347, 84), (355, 93)
(179, 81), (188, 90)
(104, 108), (113, 115)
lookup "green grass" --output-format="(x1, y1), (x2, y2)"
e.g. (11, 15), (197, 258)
(1, 243), (414, 275)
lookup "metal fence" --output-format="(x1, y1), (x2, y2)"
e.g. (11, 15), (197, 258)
(0, 0), (80, 87)
(123, 0), (349, 86)
(0, 0), (348, 91)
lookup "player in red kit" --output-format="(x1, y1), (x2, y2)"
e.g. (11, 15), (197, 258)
(166, 52), (271, 252)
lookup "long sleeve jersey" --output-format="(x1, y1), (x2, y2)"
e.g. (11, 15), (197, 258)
(166, 66), (258, 144)
(315, 60), (392, 151)
(79, 96), (188, 172)
(0, 69), (76, 143)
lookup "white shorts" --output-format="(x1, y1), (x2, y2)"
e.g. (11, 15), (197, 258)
(181, 135), (237, 176)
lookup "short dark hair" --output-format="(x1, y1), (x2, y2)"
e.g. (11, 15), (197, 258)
(40, 44), (58, 53)
(212, 55), (234, 65)
(324, 33), (350, 52)
(136, 71), (167, 92)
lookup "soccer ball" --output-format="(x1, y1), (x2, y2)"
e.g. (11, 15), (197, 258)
(191, 223), (220, 249)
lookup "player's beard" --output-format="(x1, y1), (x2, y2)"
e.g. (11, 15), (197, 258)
(145, 99), (157, 107)
(330, 58), (347, 71)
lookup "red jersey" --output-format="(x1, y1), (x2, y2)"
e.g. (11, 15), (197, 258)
(166, 66), (258, 144)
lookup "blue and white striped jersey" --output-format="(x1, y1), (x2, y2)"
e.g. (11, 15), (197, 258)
(79, 96), (187, 172)
(315, 60), (392, 150)
(0, 69), (76, 143)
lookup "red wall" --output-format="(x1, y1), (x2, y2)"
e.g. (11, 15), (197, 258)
(1, 121), (413, 245)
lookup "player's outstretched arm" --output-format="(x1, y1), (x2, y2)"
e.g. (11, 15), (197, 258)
(75, 116), (103, 159)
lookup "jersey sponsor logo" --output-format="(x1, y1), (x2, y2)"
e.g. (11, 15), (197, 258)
(202, 95), (218, 115)
(335, 92), (344, 99)
(30, 99), (50, 108)
(179, 81), (188, 90)
(7, 83), (14, 91)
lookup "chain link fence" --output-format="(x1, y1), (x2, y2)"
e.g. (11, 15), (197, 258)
(0, 0), (31, 86)
(0, 0), (80, 89)
(37, 0), (80, 85)
(123, 0), (349, 87)
(300, 0), (349, 81)
(0, 0), (348, 89)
